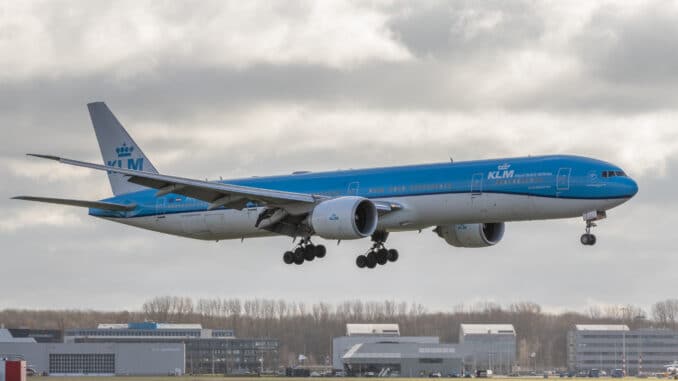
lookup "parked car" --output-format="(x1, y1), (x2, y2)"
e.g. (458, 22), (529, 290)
(611, 369), (624, 378)
(588, 369), (601, 378)
(429, 372), (442, 378)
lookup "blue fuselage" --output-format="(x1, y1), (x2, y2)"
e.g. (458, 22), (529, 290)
(91, 155), (638, 220)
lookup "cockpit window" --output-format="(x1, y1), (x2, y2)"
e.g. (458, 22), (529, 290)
(602, 170), (627, 178)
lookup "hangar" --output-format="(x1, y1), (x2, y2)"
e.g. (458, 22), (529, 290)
(342, 342), (463, 377)
(332, 324), (439, 370)
(0, 342), (184, 376)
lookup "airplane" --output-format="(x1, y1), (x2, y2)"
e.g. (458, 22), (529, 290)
(13, 102), (639, 269)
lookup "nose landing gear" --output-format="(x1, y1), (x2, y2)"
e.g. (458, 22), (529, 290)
(283, 237), (326, 265)
(581, 210), (606, 246)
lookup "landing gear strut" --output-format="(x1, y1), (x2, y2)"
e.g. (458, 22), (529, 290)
(581, 210), (606, 246)
(356, 231), (399, 269)
(283, 237), (326, 265)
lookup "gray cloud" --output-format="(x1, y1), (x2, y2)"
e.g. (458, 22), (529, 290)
(1, 1), (677, 312)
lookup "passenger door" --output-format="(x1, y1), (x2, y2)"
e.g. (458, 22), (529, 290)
(155, 197), (166, 219)
(556, 167), (571, 195)
(347, 181), (360, 196)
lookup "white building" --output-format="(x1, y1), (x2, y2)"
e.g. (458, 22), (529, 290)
(459, 324), (516, 374)
(568, 324), (678, 375)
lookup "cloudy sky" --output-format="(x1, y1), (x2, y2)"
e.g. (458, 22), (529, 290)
(1, 0), (677, 313)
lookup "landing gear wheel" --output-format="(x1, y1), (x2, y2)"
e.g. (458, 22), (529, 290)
(580, 233), (597, 246)
(360, 231), (400, 268)
(356, 255), (367, 268)
(283, 251), (294, 264)
(366, 252), (377, 268)
(375, 248), (388, 265)
(387, 249), (399, 262)
(303, 245), (316, 261)
(314, 245), (326, 258)
(293, 247), (305, 264)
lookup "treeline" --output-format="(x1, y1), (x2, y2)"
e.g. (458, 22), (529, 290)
(2, 297), (678, 368)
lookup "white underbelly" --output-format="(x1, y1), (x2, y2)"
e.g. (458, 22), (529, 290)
(104, 193), (627, 240)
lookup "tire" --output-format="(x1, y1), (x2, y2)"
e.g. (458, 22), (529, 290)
(356, 255), (367, 268)
(580, 234), (589, 245)
(387, 249), (399, 262)
(293, 247), (305, 264)
(589, 234), (597, 245)
(303, 246), (315, 261)
(314, 245), (327, 258)
(283, 251), (294, 264)
(376, 249), (388, 265)
(366, 252), (377, 268)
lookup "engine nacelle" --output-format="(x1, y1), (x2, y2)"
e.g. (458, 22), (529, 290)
(435, 222), (505, 248)
(311, 196), (378, 240)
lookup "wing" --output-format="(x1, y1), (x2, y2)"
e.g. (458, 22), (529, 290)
(12, 196), (136, 212)
(27, 154), (318, 210)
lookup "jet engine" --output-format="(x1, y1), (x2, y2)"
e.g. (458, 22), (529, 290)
(435, 222), (505, 248)
(310, 196), (378, 240)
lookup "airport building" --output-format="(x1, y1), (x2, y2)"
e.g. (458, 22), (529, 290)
(342, 342), (463, 377)
(567, 324), (678, 375)
(332, 324), (439, 370)
(459, 324), (517, 374)
(66, 322), (278, 375)
(0, 342), (184, 376)
(0, 329), (62, 343)
(333, 323), (517, 376)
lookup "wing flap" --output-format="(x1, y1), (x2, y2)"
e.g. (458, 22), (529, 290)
(12, 196), (136, 212)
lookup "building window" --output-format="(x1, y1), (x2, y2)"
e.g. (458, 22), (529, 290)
(419, 358), (443, 364)
(49, 353), (115, 374)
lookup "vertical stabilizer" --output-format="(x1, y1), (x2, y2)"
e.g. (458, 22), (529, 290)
(87, 102), (158, 196)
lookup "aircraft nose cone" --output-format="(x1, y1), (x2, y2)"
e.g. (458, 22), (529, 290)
(626, 178), (639, 197)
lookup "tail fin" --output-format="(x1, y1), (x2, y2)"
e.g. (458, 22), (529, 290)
(87, 102), (158, 196)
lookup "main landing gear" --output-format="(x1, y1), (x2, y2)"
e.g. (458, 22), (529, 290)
(282, 238), (326, 265)
(356, 231), (399, 269)
(581, 210), (606, 246)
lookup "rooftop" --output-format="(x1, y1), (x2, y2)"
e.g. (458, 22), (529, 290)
(0, 329), (36, 343)
(460, 324), (516, 335)
(96, 322), (203, 330)
(574, 324), (630, 331)
(346, 324), (400, 336)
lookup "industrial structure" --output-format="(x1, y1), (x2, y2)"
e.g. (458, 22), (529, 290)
(66, 322), (278, 375)
(459, 324), (517, 374)
(0, 342), (184, 376)
(0, 323), (278, 376)
(332, 324), (439, 371)
(343, 342), (463, 377)
(333, 323), (517, 376)
(567, 324), (678, 375)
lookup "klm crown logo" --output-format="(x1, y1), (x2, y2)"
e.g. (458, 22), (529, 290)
(107, 142), (144, 171)
(116, 143), (135, 158)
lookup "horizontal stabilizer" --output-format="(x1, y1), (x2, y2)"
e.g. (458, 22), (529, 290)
(12, 196), (136, 212)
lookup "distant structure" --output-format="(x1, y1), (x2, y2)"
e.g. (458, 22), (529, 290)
(66, 322), (278, 375)
(346, 323), (400, 336)
(0, 322), (278, 376)
(2, 329), (62, 343)
(567, 324), (678, 375)
(0, 340), (184, 376)
(343, 342), (463, 377)
(459, 324), (517, 374)
(332, 324), (439, 371)
(333, 323), (517, 376)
